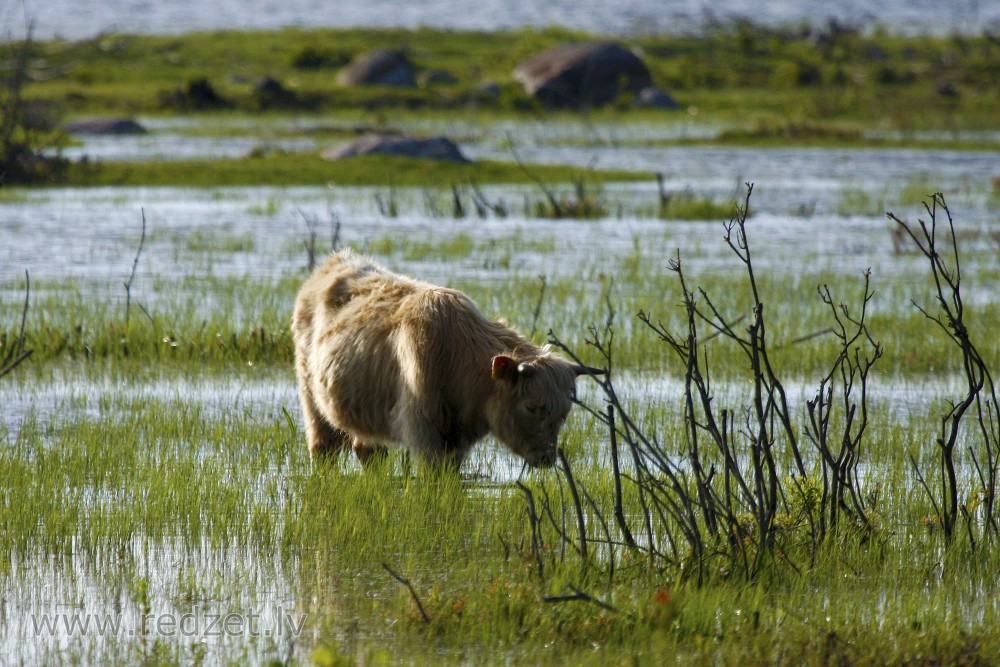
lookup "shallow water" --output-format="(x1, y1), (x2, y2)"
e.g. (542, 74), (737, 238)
(0, 367), (979, 480)
(6, 128), (999, 316)
(6, 533), (302, 665)
(62, 117), (1000, 215)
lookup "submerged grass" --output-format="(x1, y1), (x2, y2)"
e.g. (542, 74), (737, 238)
(4, 373), (1000, 664)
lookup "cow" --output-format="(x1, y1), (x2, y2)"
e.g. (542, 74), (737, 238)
(291, 249), (601, 470)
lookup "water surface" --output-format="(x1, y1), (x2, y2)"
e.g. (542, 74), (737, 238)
(16, 0), (1000, 41)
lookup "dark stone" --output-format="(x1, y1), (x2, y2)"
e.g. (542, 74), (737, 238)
(184, 78), (225, 106)
(63, 117), (147, 135)
(336, 50), (416, 87)
(160, 77), (229, 110)
(513, 42), (653, 109)
(475, 81), (502, 100)
(322, 134), (471, 163)
(634, 87), (679, 110)
(255, 77), (286, 95)
(936, 80), (960, 97)
(419, 69), (459, 86)
(252, 76), (299, 109)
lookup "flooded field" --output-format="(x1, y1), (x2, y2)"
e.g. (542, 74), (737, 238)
(0, 362), (986, 663)
(8, 117), (1000, 293)
(3, 116), (1000, 664)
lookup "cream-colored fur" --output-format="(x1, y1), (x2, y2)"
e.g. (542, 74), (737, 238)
(292, 249), (579, 469)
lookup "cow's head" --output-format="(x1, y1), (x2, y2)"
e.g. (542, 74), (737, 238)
(489, 353), (603, 468)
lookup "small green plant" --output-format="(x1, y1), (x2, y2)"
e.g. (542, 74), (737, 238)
(184, 228), (256, 253)
(836, 186), (886, 216)
(531, 183), (608, 219)
(658, 189), (736, 220)
(248, 197), (282, 216)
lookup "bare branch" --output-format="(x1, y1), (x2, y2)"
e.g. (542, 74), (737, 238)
(123, 210), (147, 330)
(381, 562), (431, 624)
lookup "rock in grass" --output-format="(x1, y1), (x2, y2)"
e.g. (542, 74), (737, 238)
(336, 49), (416, 87)
(418, 69), (459, 86)
(513, 42), (653, 109)
(252, 76), (301, 109)
(322, 134), (471, 163)
(634, 86), (679, 110)
(476, 81), (502, 100)
(63, 117), (147, 135)
(159, 77), (230, 110)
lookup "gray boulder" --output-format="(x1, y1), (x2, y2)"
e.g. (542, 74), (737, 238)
(336, 50), (416, 87)
(63, 117), (146, 135)
(322, 134), (471, 163)
(513, 42), (653, 109)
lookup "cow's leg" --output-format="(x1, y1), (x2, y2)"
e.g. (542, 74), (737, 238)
(300, 385), (351, 459)
(352, 439), (389, 467)
(308, 420), (352, 460)
(399, 414), (466, 472)
(430, 448), (465, 473)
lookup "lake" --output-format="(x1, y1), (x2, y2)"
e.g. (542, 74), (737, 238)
(14, 0), (1000, 41)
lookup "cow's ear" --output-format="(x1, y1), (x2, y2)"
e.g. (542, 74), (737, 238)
(491, 355), (519, 383)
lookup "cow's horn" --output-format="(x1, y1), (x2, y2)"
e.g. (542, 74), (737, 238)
(572, 364), (606, 376)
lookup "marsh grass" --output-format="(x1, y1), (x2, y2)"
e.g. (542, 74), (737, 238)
(63, 153), (648, 188)
(5, 374), (999, 665)
(657, 190), (737, 221)
(5, 191), (1000, 664)
(5, 236), (999, 379)
(367, 232), (476, 262)
(835, 176), (951, 217)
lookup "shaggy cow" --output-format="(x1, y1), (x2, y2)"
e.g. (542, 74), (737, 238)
(292, 249), (599, 470)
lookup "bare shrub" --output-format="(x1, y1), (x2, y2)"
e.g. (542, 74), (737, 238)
(889, 194), (999, 545)
(526, 184), (883, 584)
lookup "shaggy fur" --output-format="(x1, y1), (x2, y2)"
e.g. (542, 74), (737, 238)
(292, 249), (582, 469)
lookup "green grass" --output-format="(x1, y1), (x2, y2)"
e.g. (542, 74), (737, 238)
(18, 24), (1000, 143)
(64, 153), (649, 188)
